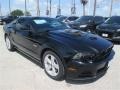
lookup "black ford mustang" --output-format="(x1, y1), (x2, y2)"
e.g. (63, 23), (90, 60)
(3, 17), (114, 82)
(97, 16), (120, 42)
(69, 16), (105, 33)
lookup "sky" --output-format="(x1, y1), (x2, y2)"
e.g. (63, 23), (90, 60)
(0, 0), (120, 17)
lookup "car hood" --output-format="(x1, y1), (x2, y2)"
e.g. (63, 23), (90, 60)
(98, 23), (120, 31)
(48, 29), (113, 54)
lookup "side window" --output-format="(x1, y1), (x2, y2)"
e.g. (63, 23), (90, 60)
(16, 18), (28, 30)
(17, 19), (25, 25)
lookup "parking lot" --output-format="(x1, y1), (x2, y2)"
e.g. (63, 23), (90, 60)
(0, 25), (120, 90)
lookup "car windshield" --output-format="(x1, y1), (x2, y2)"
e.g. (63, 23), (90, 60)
(57, 16), (67, 21)
(76, 16), (94, 23)
(68, 16), (79, 21)
(105, 17), (120, 24)
(32, 18), (70, 31)
(94, 16), (104, 22)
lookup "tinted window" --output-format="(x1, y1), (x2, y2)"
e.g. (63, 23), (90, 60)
(57, 16), (67, 21)
(94, 16), (105, 23)
(67, 16), (79, 21)
(105, 17), (120, 24)
(16, 18), (30, 30)
(76, 16), (94, 23)
(17, 18), (26, 24)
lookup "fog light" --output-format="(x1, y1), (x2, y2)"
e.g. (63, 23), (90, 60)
(67, 67), (78, 72)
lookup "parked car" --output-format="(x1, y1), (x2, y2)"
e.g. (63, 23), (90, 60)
(63, 16), (79, 23)
(104, 17), (109, 20)
(57, 16), (67, 22)
(0, 16), (4, 25)
(69, 16), (105, 33)
(4, 17), (114, 81)
(57, 16), (79, 23)
(97, 16), (120, 43)
(56, 15), (63, 18)
(0, 16), (18, 25)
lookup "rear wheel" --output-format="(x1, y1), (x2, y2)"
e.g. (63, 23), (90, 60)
(5, 35), (15, 51)
(43, 51), (65, 80)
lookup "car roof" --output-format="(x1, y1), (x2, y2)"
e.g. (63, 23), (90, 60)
(111, 16), (120, 18)
(19, 16), (54, 19)
(18, 16), (56, 20)
(81, 16), (103, 18)
(67, 16), (79, 17)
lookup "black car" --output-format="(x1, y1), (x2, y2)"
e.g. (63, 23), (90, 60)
(3, 17), (114, 81)
(97, 16), (120, 42)
(0, 16), (18, 24)
(57, 16), (79, 23)
(104, 17), (109, 20)
(63, 16), (79, 23)
(69, 16), (105, 33)
(0, 16), (4, 25)
(57, 16), (67, 22)
(56, 15), (63, 18)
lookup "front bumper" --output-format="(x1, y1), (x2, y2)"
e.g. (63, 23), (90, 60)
(66, 54), (112, 82)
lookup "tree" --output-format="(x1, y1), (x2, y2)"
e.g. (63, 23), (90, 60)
(10, 9), (24, 16)
(71, 0), (76, 15)
(93, 0), (97, 16)
(80, 0), (88, 16)
(46, 0), (49, 16)
(57, 0), (61, 15)
(36, 0), (40, 16)
(109, 0), (113, 17)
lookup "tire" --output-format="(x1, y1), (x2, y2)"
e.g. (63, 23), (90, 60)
(5, 35), (15, 51)
(43, 51), (65, 81)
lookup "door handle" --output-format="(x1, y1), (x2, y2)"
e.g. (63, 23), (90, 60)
(33, 44), (38, 48)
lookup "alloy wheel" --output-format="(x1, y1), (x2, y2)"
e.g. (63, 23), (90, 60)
(44, 54), (59, 77)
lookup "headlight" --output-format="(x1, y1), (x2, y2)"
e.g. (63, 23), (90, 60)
(73, 53), (95, 63)
(117, 29), (120, 32)
(80, 25), (87, 28)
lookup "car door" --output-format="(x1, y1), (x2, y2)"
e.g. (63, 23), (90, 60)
(11, 18), (40, 59)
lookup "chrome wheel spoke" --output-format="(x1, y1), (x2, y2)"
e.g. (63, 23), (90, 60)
(46, 56), (52, 65)
(53, 61), (59, 70)
(52, 67), (57, 76)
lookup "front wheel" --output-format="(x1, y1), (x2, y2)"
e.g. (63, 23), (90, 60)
(5, 35), (15, 51)
(43, 51), (65, 80)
